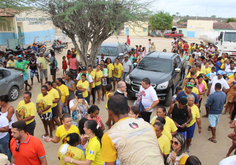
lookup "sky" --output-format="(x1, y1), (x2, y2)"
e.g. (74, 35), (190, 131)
(148, 0), (236, 18)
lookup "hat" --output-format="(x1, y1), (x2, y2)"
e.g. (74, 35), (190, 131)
(75, 90), (83, 99)
(217, 70), (224, 75)
(124, 54), (129, 58)
(0, 154), (10, 165)
(186, 82), (193, 88)
(9, 54), (13, 58)
(18, 55), (22, 58)
(81, 66), (87, 70)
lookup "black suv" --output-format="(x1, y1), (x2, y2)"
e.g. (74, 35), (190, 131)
(126, 52), (185, 105)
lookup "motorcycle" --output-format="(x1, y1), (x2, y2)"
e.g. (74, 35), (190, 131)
(47, 44), (64, 54)
(54, 39), (68, 49)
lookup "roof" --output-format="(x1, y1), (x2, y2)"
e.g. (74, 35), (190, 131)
(229, 22), (236, 29)
(0, 8), (18, 17)
(173, 21), (187, 28)
(213, 23), (235, 30)
(147, 51), (177, 59)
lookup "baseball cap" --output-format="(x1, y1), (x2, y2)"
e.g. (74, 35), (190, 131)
(18, 55), (22, 58)
(217, 70), (224, 75)
(124, 54), (129, 58)
(75, 90), (83, 99)
(186, 82), (193, 88)
(81, 66), (87, 70)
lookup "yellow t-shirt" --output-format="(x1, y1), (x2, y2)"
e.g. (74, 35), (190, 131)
(48, 88), (59, 108)
(229, 74), (234, 79)
(90, 70), (96, 88)
(86, 136), (104, 165)
(187, 104), (200, 127)
(186, 71), (203, 78)
(107, 63), (114, 78)
(165, 116), (178, 134)
(113, 63), (123, 78)
(7, 60), (16, 67)
(94, 70), (103, 86)
(55, 124), (80, 145)
(162, 128), (172, 141)
(157, 134), (170, 155)
(221, 58), (227, 64)
(16, 100), (36, 125)
(100, 117), (164, 164)
(105, 92), (113, 109)
(36, 93), (52, 114)
(192, 87), (199, 95)
(58, 145), (85, 165)
(204, 67), (211, 75)
(37, 57), (47, 69)
(201, 65), (206, 74)
(76, 80), (89, 98)
(203, 80), (207, 90)
(57, 84), (69, 103)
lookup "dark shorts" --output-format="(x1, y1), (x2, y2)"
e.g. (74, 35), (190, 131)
(26, 120), (36, 136)
(107, 78), (112, 84)
(70, 69), (77, 74)
(113, 77), (120, 81)
(30, 69), (39, 78)
(40, 112), (52, 121)
(95, 85), (101, 90)
(52, 105), (58, 118)
(50, 69), (56, 76)
(187, 122), (196, 139)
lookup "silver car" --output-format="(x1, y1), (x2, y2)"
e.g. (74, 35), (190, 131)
(0, 67), (24, 101)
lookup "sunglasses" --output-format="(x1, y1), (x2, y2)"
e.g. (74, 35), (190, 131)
(171, 140), (179, 145)
(15, 141), (20, 152)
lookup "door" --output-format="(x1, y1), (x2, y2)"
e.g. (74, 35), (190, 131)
(0, 70), (8, 95)
(18, 26), (23, 45)
(126, 27), (129, 35)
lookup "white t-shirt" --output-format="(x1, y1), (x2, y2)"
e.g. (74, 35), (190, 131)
(122, 60), (131, 72)
(209, 72), (216, 81)
(219, 155), (236, 165)
(194, 52), (201, 59)
(225, 64), (230, 70)
(76, 73), (93, 83)
(209, 76), (230, 95)
(0, 116), (9, 139)
(0, 109), (14, 129)
(138, 85), (159, 112)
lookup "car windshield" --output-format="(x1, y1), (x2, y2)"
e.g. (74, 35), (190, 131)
(224, 32), (236, 42)
(98, 46), (118, 56)
(137, 57), (172, 72)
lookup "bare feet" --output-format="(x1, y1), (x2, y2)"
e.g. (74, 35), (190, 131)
(42, 133), (49, 138)
(49, 135), (53, 138)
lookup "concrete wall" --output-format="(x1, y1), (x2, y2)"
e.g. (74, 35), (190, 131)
(187, 20), (214, 38)
(177, 28), (187, 37)
(124, 22), (148, 37)
(0, 17), (16, 45)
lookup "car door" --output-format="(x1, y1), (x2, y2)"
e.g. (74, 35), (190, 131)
(0, 69), (8, 95)
(172, 57), (181, 86)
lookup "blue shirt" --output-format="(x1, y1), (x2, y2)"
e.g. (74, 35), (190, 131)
(175, 91), (199, 104)
(31, 46), (38, 52)
(50, 57), (58, 69)
(207, 91), (227, 114)
(215, 61), (221, 72)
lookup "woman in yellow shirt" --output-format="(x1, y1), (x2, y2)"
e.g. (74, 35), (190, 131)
(76, 74), (89, 101)
(63, 120), (104, 165)
(166, 133), (189, 165)
(105, 58), (114, 85)
(113, 58), (123, 91)
(94, 65), (103, 104)
(36, 85), (53, 138)
(58, 133), (85, 165)
(56, 78), (69, 114)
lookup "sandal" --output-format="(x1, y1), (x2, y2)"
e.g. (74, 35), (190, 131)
(208, 138), (217, 143)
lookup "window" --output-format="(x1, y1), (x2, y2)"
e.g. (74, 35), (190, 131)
(2, 70), (11, 77)
(98, 47), (118, 56)
(0, 71), (4, 80)
(0, 22), (12, 32)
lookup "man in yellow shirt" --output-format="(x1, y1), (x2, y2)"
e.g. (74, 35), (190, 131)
(113, 58), (123, 91)
(100, 95), (164, 165)
(6, 55), (16, 68)
(153, 122), (170, 157)
(37, 53), (50, 86)
(16, 91), (36, 135)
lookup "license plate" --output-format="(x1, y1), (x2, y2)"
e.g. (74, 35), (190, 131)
(135, 93), (139, 97)
(232, 52), (236, 55)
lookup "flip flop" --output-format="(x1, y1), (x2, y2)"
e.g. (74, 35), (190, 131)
(208, 138), (217, 143)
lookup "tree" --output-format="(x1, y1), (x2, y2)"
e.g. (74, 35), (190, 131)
(211, 15), (216, 18)
(149, 11), (173, 31)
(226, 18), (236, 23)
(28, 0), (152, 66)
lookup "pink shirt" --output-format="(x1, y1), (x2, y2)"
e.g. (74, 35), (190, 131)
(69, 58), (77, 70)
(88, 115), (102, 127)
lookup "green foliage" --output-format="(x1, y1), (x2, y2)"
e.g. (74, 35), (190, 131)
(211, 15), (216, 18)
(149, 11), (173, 30)
(225, 18), (236, 23)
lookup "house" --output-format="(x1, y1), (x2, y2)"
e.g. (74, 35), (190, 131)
(0, 9), (55, 46)
(187, 20), (214, 38)
(213, 22), (235, 32)
(124, 21), (148, 37)
(173, 22), (187, 37)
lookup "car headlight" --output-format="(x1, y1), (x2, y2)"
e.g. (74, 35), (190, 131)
(156, 81), (169, 89)
(125, 75), (131, 84)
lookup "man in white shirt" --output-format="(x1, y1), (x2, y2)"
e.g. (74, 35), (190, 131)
(138, 77), (159, 122)
(122, 55), (131, 81)
(0, 115), (10, 161)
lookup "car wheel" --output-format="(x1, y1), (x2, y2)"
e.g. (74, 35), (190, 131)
(164, 88), (172, 106)
(166, 35), (169, 38)
(8, 86), (19, 101)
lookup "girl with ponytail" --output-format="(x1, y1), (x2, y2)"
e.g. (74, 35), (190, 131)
(63, 120), (104, 165)
(58, 133), (85, 165)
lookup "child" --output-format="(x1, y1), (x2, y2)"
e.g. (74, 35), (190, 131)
(129, 106), (144, 121)
(151, 42), (156, 51)
(148, 39), (151, 52)
(62, 56), (67, 75)
(105, 84), (113, 129)
(57, 133), (85, 165)
(206, 66), (216, 85)
(87, 105), (105, 131)
(170, 86), (182, 106)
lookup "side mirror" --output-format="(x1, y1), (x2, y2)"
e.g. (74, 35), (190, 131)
(175, 68), (181, 73)
(119, 53), (124, 56)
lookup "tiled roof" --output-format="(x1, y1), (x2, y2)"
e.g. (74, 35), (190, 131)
(0, 8), (17, 17)
(229, 22), (236, 29)
(213, 22), (235, 30)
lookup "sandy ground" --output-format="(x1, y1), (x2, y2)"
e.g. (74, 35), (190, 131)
(9, 36), (232, 165)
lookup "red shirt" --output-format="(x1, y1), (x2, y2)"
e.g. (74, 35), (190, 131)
(183, 44), (189, 51)
(127, 37), (130, 45)
(67, 54), (72, 59)
(10, 133), (46, 165)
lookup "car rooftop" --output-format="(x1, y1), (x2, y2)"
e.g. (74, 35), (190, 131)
(146, 51), (177, 59)
(101, 42), (125, 47)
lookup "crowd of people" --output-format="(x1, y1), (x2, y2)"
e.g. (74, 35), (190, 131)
(0, 36), (236, 165)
